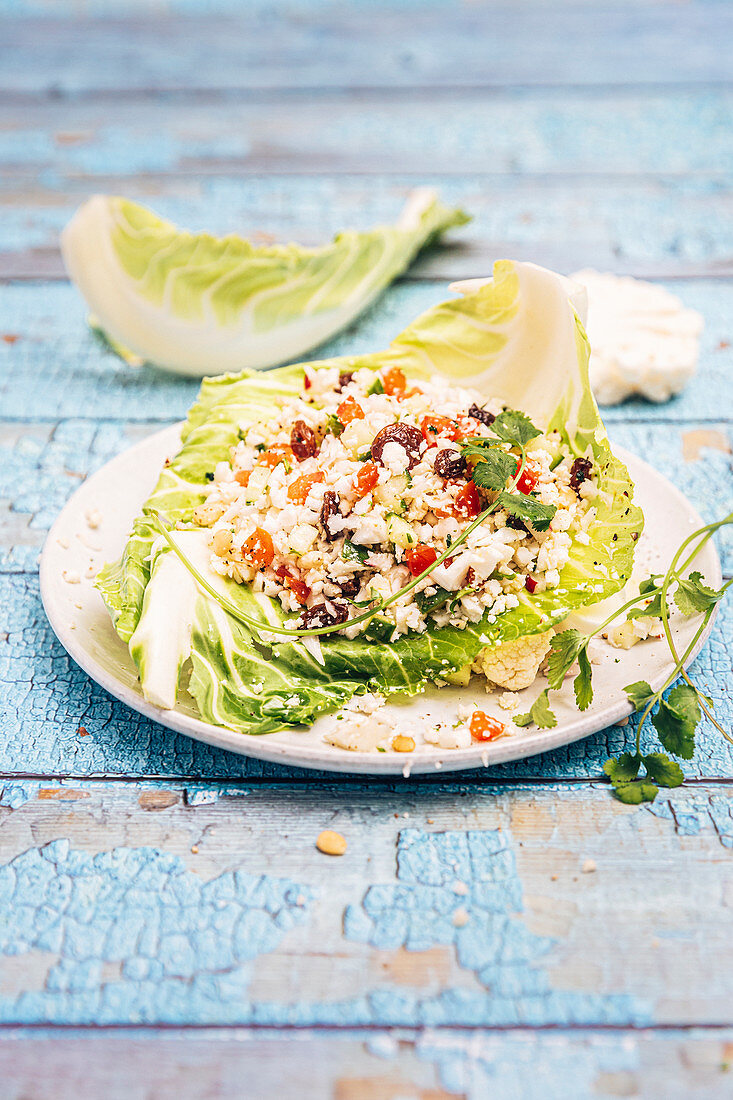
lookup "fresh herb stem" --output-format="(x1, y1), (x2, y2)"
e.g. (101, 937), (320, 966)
(632, 512), (733, 753)
(151, 449), (530, 642)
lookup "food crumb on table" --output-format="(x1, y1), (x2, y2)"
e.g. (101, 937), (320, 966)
(316, 830), (347, 856)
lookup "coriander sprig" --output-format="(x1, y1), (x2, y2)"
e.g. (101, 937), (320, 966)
(515, 511), (732, 804)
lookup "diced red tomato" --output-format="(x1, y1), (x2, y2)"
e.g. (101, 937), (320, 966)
(525, 575), (538, 594)
(453, 482), (482, 518)
(405, 544), (438, 576)
(352, 461), (380, 500)
(515, 459), (541, 494)
(382, 368), (408, 397)
(234, 469), (250, 487)
(258, 444), (293, 469)
(469, 711), (507, 742)
(276, 565), (311, 605)
(243, 527), (274, 569)
(420, 414), (458, 443)
(337, 396), (365, 427)
(287, 471), (324, 504)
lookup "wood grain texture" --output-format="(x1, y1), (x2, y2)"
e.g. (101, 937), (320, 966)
(2, 1027), (733, 1100)
(1, 91), (731, 181)
(1, 3), (729, 93)
(0, 780), (732, 1029)
(3, 174), (733, 281)
(1, 0), (732, 1078)
(1, 280), (731, 424)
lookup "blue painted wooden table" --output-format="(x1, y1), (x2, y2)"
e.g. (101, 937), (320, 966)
(1, 2), (732, 1096)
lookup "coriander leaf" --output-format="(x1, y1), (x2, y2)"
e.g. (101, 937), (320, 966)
(624, 680), (656, 710)
(470, 450), (516, 491)
(674, 570), (724, 617)
(489, 409), (542, 447)
(612, 780), (659, 804)
(341, 540), (369, 564)
(628, 591), (663, 620)
(367, 376), (385, 395)
(642, 752), (684, 788)
(651, 684), (700, 759)
(639, 575), (662, 596)
(547, 629), (588, 690)
(514, 689), (557, 729)
(603, 752), (641, 784)
(574, 646), (593, 710)
(497, 491), (556, 532)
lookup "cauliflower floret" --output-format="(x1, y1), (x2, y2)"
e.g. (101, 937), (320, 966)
(472, 629), (554, 690)
(571, 269), (703, 405)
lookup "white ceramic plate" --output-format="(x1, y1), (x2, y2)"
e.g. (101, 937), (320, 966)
(40, 424), (721, 775)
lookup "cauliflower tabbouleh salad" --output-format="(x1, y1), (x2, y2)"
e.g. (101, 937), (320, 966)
(192, 364), (600, 697)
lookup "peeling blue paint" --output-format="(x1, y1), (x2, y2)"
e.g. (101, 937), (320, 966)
(344, 829), (651, 1027)
(648, 791), (733, 846)
(0, 841), (314, 1025)
(416, 1030), (639, 1100)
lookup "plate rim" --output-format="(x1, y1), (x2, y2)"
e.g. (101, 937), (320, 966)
(39, 423), (722, 776)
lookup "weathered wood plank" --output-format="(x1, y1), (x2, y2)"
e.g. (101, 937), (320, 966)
(0, 4), (729, 93)
(0, 780), (732, 1028)
(3, 174), (733, 281)
(2, 1026), (733, 1100)
(0, 280), (730, 424)
(2, 569), (731, 783)
(1, 91), (730, 183)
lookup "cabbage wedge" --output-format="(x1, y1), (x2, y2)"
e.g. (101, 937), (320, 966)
(96, 260), (643, 733)
(61, 190), (469, 377)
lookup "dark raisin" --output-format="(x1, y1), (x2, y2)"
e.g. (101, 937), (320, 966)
(319, 491), (340, 540)
(505, 513), (528, 533)
(336, 575), (361, 598)
(434, 448), (467, 480)
(570, 456), (593, 490)
(468, 403), (495, 426)
(299, 601), (350, 629)
(370, 422), (424, 470)
(337, 371), (354, 391)
(290, 419), (318, 460)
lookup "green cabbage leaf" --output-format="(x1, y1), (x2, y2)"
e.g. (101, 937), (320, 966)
(96, 260), (643, 734)
(62, 190), (469, 378)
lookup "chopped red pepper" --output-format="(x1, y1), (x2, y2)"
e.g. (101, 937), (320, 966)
(420, 414), (458, 443)
(276, 565), (311, 605)
(453, 481), (482, 518)
(287, 471), (324, 504)
(469, 711), (507, 742)
(515, 459), (540, 494)
(405, 544), (438, 576)
(243, 528), (274, 569)
(257, 444), (293, 469)
(337, 396), (365, 426)
(352, 461), (380, 500)
(382, 368), (408, 397)
(525, 575), (538, 593)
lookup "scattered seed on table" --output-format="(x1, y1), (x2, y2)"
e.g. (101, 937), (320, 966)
(316, 830), (347, 856)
